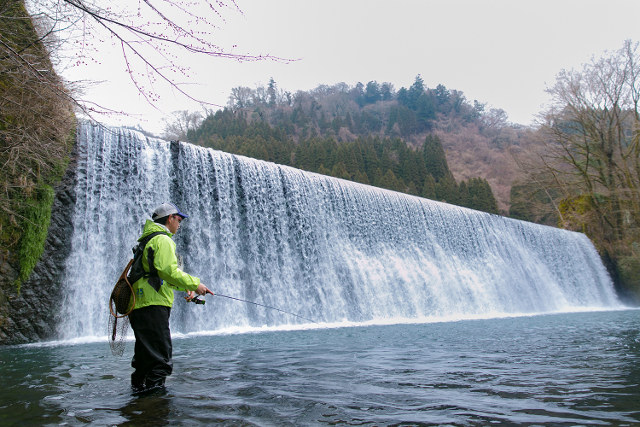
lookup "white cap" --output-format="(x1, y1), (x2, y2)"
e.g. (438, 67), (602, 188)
(151, 202), (189, 220)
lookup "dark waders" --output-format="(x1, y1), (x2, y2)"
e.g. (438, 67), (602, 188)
(129, 305), (173, 392)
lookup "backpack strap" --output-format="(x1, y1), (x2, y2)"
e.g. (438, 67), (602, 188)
(126, 231), (167, 291)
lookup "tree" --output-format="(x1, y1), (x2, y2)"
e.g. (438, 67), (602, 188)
(422, 175), (436, 199)
(163, 110), (203, 142)
(228, 86), (255, 110)
(331, 162), (351, 180)
(509, 182), (559, 225)
(480, 107), (508, 130)
(380, 82), (394, 101)
(422, 134), (452, 182)
(435, 175), (458, 203)
(434, 84), (451, 109)
(364, 81), (381, 104)
(532, 40), (640, 297)
(467, 178), (498, 214)
(350, 82), (365, 106)
(396, 87), (409, 107)
(267, 78), (277, 106)
(377, 169), (405, 192)
(414, 92), (435, 131)
(407, 74), (425, 110)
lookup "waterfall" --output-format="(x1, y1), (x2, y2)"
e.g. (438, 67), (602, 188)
(59, 122), (622, 339)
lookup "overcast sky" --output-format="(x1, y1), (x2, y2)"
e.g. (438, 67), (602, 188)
(61, 0), (640, 134)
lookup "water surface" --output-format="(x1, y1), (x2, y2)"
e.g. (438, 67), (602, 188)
(2, 310), (639, 425)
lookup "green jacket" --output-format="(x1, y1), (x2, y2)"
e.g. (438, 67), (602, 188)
(132, 219), (200, 309)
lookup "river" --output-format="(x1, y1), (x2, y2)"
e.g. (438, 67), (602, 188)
(2, 309), (639, 425)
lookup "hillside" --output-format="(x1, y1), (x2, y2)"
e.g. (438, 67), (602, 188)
(433, 120), (535, 213)
(181, 77), (533, 214)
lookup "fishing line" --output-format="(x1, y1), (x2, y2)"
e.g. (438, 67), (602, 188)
(207, 291), (318, 324)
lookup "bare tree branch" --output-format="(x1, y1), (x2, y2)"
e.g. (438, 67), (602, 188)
(23, 0), (295, 112)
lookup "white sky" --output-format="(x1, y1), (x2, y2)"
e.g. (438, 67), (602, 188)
(60, 0), (640, 135)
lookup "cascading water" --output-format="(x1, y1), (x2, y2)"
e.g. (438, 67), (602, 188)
(59, 122), (622, 339)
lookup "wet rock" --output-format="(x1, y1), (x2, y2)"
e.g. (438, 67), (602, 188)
(0, 142), (78, 345)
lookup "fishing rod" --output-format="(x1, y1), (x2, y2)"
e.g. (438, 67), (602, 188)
(187, 289), (318, 324)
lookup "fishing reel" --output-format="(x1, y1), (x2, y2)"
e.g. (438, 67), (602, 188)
(185, 296), (206, 305)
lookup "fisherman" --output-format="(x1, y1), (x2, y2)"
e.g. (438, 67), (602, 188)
(129, 202), (209, 393)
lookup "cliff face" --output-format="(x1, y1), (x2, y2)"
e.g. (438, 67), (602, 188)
(0, 145), (77, 344)
(0, 1), (76, 344)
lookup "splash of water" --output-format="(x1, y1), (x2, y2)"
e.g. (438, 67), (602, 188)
(58, 123), (621, 339)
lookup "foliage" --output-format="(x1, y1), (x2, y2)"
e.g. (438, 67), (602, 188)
(15, 186), (55, 292)
(191, 109), (500, 214)
(225, 76), (486, 142)
(617, 255), (640, 297)
(422, 134), (452, 182)
(514, 39), (640, 298)
(214, 75), (529, 212)
(509, 183), (559, 225)
(1, 1), (75, 289)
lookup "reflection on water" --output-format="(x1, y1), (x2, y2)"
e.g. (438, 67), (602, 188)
(1, 310), (639, 425)
(118, 391), (172, 426)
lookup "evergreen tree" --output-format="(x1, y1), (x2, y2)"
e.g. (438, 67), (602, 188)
(377, 169), (405, 192)
(188, 82), (503, 216)
(331, 162), (351, 180)
(458, 181), (470, 207)
(435, 175), (458, 203)
(468, 178), (499, 214)
(380, 82), (394, 101)
(415, 92), (436, 131)
(406, 74), (425, 110)
(331, 115), (343, 134)
(396, 105), (418, 136)
(351, 82), (366, 106)
(509, 183), (557, 225)
(319, 111), (330, 133)
(397, 87), (409, 106)
(353, 170), (370, 185)
(316, 164), (332, 176)
(422, 134), (452, 182)
(364, 81), (381, 104)
(267, 77), (277, 106)
(406, 181), (418, 196)
(434, 84), (451, 112)
(422, 175), (437, 199)
(344, 112), (354, 130)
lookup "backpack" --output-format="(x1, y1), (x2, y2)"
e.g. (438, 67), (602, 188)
(109, 231), (165, 317)
(127, 231), (165, 291)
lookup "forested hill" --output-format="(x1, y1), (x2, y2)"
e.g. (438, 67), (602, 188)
(185, 76), (535, 214)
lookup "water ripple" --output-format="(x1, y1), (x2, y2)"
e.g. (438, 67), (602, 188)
(1, 310), (640, 425)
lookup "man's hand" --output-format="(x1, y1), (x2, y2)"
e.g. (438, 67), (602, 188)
(196, 283), (209, 296)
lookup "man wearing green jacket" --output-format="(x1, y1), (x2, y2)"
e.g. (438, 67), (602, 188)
(129, 202), (209, 393)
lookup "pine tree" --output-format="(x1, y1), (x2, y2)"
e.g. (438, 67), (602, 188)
(377, 169), (405, 192)
(331, 162), (351, 180)
(422, 134), (452, 182)
(406, 74), (425, 110)
(364, 81), (381, 104)
(267, 77), (277, 106)
(458, 181), (470, 207)
(435, 175), (458, 203)
(422, 175), (437, 199)
(468, 178), (498, 214)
